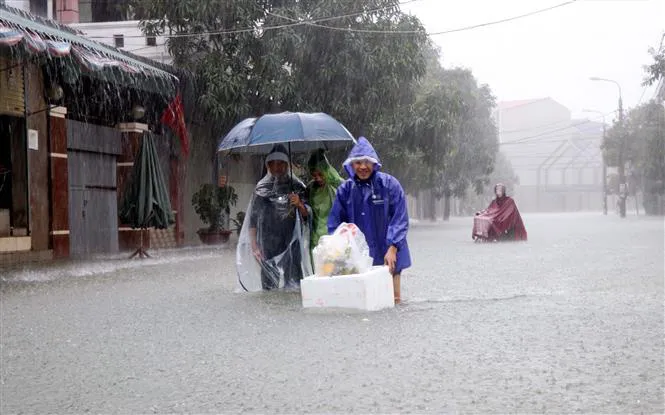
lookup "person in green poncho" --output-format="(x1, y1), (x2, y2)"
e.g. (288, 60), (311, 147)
(307, 149), (344, 252)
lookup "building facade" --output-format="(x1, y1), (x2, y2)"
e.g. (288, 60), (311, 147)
(0, 4), (184, 264)
(495, 98), (605, 212)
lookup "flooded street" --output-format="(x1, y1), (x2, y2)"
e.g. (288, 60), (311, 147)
(1, 213), (663, 413)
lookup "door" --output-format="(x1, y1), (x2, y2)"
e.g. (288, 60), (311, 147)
(68, 151), (119, 257)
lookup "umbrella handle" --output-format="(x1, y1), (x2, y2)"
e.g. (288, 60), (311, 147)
(288, 142), (293, 192)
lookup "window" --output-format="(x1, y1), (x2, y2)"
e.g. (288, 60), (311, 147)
(114, 35), (124, 49)
(29, 0), (48, 18)
(92, 0), (129, 23)
(146, 36), (157, 47)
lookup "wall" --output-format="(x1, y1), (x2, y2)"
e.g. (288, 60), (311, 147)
(514, 185), (604, 213)
(25, 62), (49, 250)
(54, 0), (77, 23)
(496, 99), (604, 212)
(0, 57), (25, 116)
(4, 1), (30, 11)
(0, 61), (49, 248)
(181, 123), (216, 244)
(181, 127), (269, 245)
(222, 154), (264, 221)
(497, 99), (573, 187)
(69, 21), (172, 65)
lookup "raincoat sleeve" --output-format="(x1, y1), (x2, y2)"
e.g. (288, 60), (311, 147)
(386, 176), (409, 248)
(327, 181), (350, 234)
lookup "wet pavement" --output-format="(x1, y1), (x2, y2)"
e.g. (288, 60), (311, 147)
(1, 213), (663, 413)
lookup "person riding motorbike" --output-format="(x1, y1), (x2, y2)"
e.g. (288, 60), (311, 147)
(473, 183), (527, 242)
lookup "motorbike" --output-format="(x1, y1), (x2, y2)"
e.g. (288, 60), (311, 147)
(472, 211), (517, 242)
(471, 198), (528, 243)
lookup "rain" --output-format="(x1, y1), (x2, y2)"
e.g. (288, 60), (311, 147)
(1, 0), (664, 413)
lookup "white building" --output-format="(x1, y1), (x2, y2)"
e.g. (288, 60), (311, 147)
(70, 20), (172, 65)
(495, 98), (605, 212)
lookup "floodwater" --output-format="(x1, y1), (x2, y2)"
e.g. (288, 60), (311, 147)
(1, 213), (663, 413)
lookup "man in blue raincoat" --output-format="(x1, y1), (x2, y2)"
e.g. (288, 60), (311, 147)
(328, 137), (412, 303)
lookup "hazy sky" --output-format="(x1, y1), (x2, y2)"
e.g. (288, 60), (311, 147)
(404, 0), (664, 123)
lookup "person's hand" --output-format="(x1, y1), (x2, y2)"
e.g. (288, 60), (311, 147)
(384, 245), (398, 274)
(251, 241), (264, 262)
(289, 193), (303, 208)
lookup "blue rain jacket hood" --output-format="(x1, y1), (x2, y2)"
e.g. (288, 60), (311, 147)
(329, 137), (411, 274)
(343, 136), (383, 178)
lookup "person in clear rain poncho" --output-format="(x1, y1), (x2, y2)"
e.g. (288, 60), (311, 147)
(237, 145), (312, 291)
(307, 149), (344, 254)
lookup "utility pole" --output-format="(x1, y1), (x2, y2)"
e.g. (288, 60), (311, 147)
(590, 77), (626, 217)
(617, 95), (627, 218)
(583, 109), (608, 215)
(602, 122), (608, 215)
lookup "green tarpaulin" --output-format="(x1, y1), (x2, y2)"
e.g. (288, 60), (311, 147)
(120, 132), (174, 230)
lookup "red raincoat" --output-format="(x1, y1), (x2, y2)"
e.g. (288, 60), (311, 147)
(473, 196), (527, 241)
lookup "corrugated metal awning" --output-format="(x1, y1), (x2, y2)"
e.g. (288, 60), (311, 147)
(0, 4), (176, 82)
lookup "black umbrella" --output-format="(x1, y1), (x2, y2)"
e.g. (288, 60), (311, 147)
(119, 132), (174, 258)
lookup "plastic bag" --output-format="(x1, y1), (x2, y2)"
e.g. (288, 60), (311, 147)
(313, 223), (373, 276)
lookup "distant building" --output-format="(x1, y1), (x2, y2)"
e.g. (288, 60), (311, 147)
(495, 97), (605, 212)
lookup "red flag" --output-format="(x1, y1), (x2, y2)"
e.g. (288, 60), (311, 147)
(161, 93), (190, 157)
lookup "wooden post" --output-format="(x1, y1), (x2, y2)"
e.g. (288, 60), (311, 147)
(48, 107), (69, 258)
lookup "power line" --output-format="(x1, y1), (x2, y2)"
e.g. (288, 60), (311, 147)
(88, 0), (577, 41)
(500, 134), (603, 147)
(122, 1), (576, 53)
(499, 115), (608, 138)
(500, 118), (579, 135)
(84, 0), (425, 40)
(500, 110), (617, 146)
(507, 147), (601, 159)
(279, 0), (578, 36)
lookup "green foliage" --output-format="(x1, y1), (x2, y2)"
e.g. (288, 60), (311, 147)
(643, 37), (664, 101)
(191, 184), (239, 230)
(132, 1), (497, 207)
(384, 48), (499, 199)
(605, 102), (665, 214)
(459, 151), (518, 215)
(131, 0), (428, 136)
(231, 211), (246, 236)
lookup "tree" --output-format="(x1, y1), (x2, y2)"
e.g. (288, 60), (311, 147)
(459, 151), (518, 216)
(605, 102), (665, 215)
(131, 0), (429, 148)
(436, 70), (498, 220)
(394, 50), (499, 220)
(266, 0), (429, 137)
(132, 1), (291, 131)
(130, 1), (502, 222)
(643, 34), (664, 102)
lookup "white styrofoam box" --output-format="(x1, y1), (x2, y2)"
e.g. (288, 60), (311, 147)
(301, 266), (395, 311)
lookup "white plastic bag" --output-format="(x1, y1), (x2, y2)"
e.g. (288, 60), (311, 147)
(313, 223), (373, 276)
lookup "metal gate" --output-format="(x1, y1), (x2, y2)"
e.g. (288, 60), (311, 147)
(67, 121), (121, 257)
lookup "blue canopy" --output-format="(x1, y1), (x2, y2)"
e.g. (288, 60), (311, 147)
(217, 112), (356, 154)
